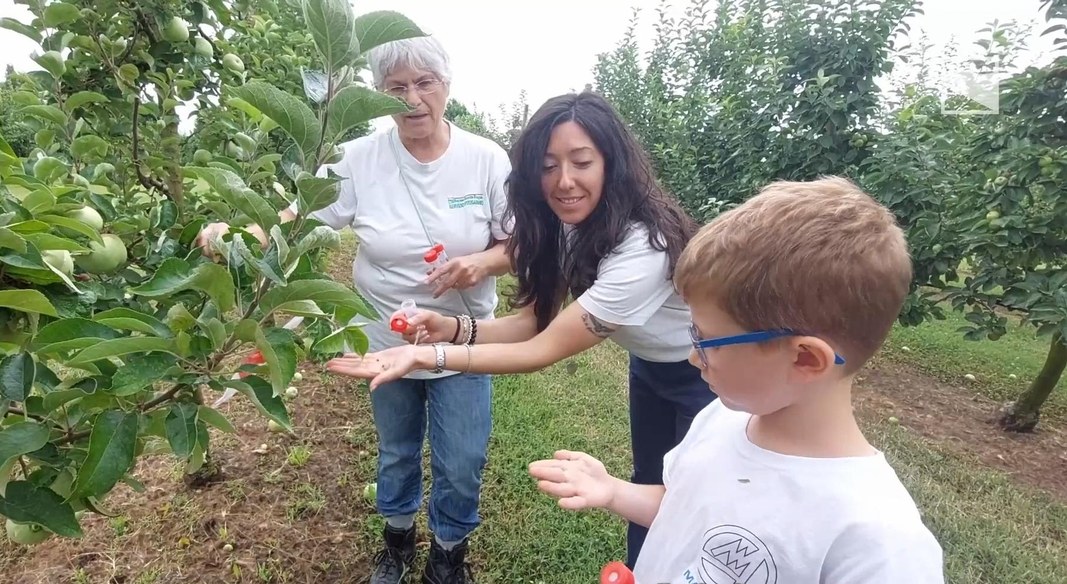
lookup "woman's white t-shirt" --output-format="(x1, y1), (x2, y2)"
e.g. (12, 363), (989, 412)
(570, 223), (693, 363)
(290, 122), (512, 378)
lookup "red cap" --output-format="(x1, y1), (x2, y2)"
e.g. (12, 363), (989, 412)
(244, 350), (265, 365)
(600, 562), (634, 584)
(390, 316), (408, 332)
(423, 248), (440, 263)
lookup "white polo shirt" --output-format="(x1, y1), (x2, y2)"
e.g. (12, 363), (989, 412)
(290, 122), (511, 378)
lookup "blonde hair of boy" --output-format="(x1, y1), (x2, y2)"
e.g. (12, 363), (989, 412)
(675, 176), (912, 373)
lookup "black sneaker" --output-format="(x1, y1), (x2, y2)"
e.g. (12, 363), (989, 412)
(421, 538), (474, 584)
(370, 524), (416, 584)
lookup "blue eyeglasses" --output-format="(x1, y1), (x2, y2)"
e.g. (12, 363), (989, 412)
(688, 324), (846, 369)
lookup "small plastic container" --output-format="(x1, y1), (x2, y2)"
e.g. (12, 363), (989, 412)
(600, 561), (634, 584)
(390, 299), (419, 333)
(423, 243), (448, 273)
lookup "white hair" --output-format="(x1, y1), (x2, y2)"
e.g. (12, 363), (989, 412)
(366, 36), (452, 88)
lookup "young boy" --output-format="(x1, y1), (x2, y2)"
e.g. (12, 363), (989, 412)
(528, 176), (945, 583)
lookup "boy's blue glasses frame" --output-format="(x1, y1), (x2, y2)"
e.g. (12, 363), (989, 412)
(688, 325), (846, 368)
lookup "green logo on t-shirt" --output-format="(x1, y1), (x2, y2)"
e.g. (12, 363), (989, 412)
(448, 194), (484, 209)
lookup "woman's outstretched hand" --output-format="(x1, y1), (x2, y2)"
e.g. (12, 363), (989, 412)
(326, 345), (425, 390)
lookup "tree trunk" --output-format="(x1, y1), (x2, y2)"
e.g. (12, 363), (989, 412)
(998, 332), (1066, 432)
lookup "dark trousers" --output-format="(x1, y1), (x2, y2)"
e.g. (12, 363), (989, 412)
(626, 354), (717, 568)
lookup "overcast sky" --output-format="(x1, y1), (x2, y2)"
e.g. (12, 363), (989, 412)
(0, 0), (1059, 132)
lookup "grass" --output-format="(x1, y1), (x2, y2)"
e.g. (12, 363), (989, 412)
(883, 309), (1067, 419)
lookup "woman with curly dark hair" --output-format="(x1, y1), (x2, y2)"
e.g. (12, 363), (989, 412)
(328, 91), (718, 567)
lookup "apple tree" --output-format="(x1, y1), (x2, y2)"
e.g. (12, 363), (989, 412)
(0, 0), (422, 546)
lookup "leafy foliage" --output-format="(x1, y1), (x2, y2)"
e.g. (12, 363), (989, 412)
(0, 0), (425, 544)
(595, 0), (1067, 430)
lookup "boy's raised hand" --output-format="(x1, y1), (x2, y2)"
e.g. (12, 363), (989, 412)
(528, 450), (615, 511)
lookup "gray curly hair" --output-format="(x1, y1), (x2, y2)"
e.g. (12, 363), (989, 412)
(366, 36), (452, 89)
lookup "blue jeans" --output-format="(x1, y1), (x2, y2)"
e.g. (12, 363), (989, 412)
(369, 372), (492, 543)
(626, 354), (717, 568)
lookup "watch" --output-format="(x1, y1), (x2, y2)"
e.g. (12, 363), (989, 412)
(432, 343), (446, 373)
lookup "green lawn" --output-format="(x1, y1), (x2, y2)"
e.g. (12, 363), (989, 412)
(883, 309), (1066, 420)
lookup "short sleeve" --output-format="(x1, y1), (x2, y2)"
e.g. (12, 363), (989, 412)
(486, 146), (512, 240)
(822, 520), (945, 584)
(576, 226), (675, 327)
(286, 145), (357, 230)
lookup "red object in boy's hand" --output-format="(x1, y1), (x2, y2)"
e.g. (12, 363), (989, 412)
(600, 561), (634, 584)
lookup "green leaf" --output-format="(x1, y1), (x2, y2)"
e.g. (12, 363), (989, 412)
(93, 308), (172, 338)
(0, 352), (35, 402)
(225, 376), (291, 430)
(0, 481), (81, 538)
(197, 405), (236, 434)
(293, 225), (341, 258)
(70, 135), (109, 160)
(255, 327), (299, 394)
(65, 91), (108, 112)
(110, 353), (178, 396)
(164, 403), (198, 459)
(42, 2), (80, 27)
(38, 214), (104, 245)
(0, 289), (57, 317)
(0, 422), (50, 465)
(229, 82), (322, 166)
(22, 232), (88, 253)
(67, 337), (177, 366)
(302, 0), (360, 72)
(33, 318), (123, 354)
(270, 300), (328, 319)
(0, 227), (27, 253)
(71, 410), (139, 500)
(199, 318), (227, 350)
(230, 233), (285, 285)
(326, 84), (408, 141)
(185, 166), (279, 233)
(130, 258), (236, 313)
(261, 280), (377, 319)
(353, 10), (427, 56)
(313, 324), (368, 354)
(20, 105), (67, 125)
(0, 17), (42, 44)
(295, 170), (341, 215)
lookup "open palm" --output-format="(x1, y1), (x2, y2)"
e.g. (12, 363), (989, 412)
(326, 345), (420, 390)
(528, 450), (615, 510)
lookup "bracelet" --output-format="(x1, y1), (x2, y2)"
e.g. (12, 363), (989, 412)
(449, 316), (461, 344)
(432, 343), (446, 373)
(468, 318), (478, 345)
(463, 343), (472, 373)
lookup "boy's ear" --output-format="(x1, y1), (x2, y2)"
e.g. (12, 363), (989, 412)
(788, 336), (837, 380)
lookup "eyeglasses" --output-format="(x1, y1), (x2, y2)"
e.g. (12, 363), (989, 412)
(688, 324), (846, 369)
(383, 78), (442, 98)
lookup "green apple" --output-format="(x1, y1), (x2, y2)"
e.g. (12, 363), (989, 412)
(66, 206), (104, 231)
(6, 520), (52, 545)
(163, 16), (190, 43)
(75, 233), (127, 274)
(42, 249), (74, 276)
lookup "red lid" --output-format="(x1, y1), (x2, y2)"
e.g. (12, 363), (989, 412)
(600, 562), (634, 584)
(390, 317), (408, 332)
(423, 248), (440, 263)
(245, 350), (265, 365)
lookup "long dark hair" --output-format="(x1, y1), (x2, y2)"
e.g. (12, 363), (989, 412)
(503, 91), (697, 331)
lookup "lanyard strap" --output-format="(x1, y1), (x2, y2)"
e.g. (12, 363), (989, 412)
(388, 128), (475, 315)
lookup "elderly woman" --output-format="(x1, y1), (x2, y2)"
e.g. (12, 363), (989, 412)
(196, 37), (511, 584)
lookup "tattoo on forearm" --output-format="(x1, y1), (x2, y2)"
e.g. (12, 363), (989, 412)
(581, 313), (617, 338)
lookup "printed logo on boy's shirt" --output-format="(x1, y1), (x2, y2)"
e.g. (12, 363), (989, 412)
(447, 193), (485, 209)
(689, 525), (777, 584)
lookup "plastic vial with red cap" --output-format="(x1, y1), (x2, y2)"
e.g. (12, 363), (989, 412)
(423, 243), (449, 273)
(600, 561), (635, 584)
(390, 299), (419, 333)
